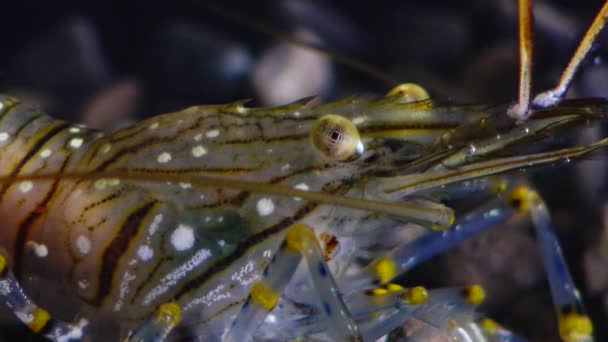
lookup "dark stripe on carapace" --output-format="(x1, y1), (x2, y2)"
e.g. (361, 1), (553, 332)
(0, 100), (21, 123)
(12, 113), (44, 138)
(173, 202), (318, 301)
(92, 201), (157, 305)
(13, 157), (70, 280)
(0, 123), (71, 200)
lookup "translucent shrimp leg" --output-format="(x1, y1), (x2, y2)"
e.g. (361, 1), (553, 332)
(224, 224), (361, 342)
(357, 285), (485, 341)
(534, 0), (608, 108)
(340, 193), (516, 290)
(126, 302), (181, 342)
(508, 187), (594, 342)
(0, 253), (88, 341)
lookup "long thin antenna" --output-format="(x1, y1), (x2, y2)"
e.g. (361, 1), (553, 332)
(507, 0), (533, 121)
(534, 0), (608, 108)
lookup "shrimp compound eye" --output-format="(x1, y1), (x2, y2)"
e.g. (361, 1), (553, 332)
(310, 114), (363, 161)
(386, 83), (430, 103)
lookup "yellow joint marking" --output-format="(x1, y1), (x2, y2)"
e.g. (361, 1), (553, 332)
(431, 212), (455, 231)
(507, 186), (537, 213)
(386, 83), (430, 103)
(27, 307), (50, 333)
(558, 310), (593, 342)
(155, 302), (181, 327)
(479, 318), (500, 334)
(285, 224), (316, 252)
(384, 283), (404, 292)
(490, 179), (508, 194)
(448, 319), (458, 328)
(402, 286), (428, 305)
(0, 254), (6, 274)
(373, 256), (397, 284)
(463, 284), (486, 305)
(251, 281), (280, 311)
(370, 288), (388, 296)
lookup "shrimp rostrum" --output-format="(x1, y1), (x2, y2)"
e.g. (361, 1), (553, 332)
(0, 0), (606, 341)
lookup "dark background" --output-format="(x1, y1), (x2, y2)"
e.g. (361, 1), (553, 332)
(0, 1), (607, 341)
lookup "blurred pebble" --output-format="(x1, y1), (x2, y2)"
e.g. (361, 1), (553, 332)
(584, 203), (608, 298)
(145, 21), (252, 105)
(252, 29), (333, 105)
(81, 78), (141, 130)
(8, 16), (110, 120)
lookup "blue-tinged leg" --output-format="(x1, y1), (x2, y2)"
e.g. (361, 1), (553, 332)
(225, 224), (362, 342)
(223, 230), (301, 342)
(508, 187), (593, 342)
(0, 253), (88, 341)
(358, 285), (484, 341)
(341, 197), (516, 290)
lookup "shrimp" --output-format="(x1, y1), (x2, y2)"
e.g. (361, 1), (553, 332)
(0, 0), (605, 341)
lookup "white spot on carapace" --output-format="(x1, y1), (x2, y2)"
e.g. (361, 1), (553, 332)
(77, 279), (89, 289)
(149, 122), (159, 130)
(294, 183), (309, 191)
(69, 137), (84, 149)
(218, 240), (225, 247)
(76, 235), (91, 255)
(18, 181), (33, 193)
(137, 245), (154, 261)
(217, 216), (224, 223)
(157, 152), (172, 163)
(26, 241), (48, 258)
(0, 132), (9, 142)
(94, 179), (107, 190)
(0, 102), (4, 110)
(101, 143), (112, 154)
(149, 214), (163, 235)
(293, 111), (301, 117)
(108, 178), (121, 186)
(352, 116), (367, 125)
(280, 163), (291, 172)
(256, 198), (275, 216)
(69, 127), (81, 133)
(171, 224), (195, 251)
(179, 182), (192, 189)
(191, 145), (207, 158)
(194, 133), (203, 141)
(293, 183), (309, 201)
(40, 149), (52, 158)
(206, 129), (220, 138)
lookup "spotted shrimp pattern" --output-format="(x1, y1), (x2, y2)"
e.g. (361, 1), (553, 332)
(0, 0), (606, 341)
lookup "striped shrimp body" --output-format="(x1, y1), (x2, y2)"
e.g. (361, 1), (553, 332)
(0, 0), (607, 341)
(0, 84), (602, 341)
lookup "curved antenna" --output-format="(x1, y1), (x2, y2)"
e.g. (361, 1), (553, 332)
(534, 0), (608, 108)
(198, 1), (401, 87)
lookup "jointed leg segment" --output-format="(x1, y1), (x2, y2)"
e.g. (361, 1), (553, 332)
(0, 254), (88, 341)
